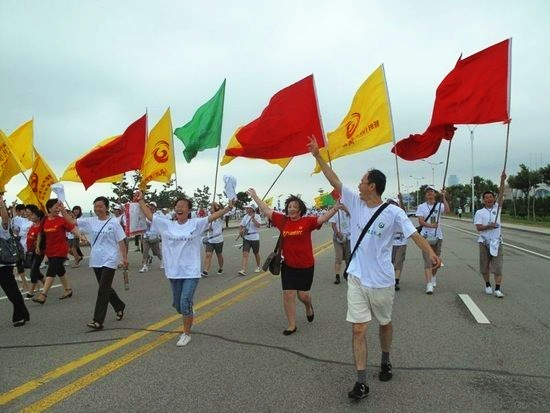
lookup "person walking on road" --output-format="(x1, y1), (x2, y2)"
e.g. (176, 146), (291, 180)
(329, 203), (351, 285)
(238, 204), (262, 276)
(136, 190), (234, 347)
(474, 171), (507, 298)
(416, 186), (449, 294)
(248, 188), (340, 335)
(308, 136), (441, 401)
(73, 196), (129, 330)
(0, 194), (30, 327)
(201, 202), (225, 277)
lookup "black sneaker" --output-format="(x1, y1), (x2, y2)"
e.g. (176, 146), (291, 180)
(395, 284), (400, 291)
(348, 382), (369, 399)
(379, 363), (393, 381)
(334, 275), (341, 285)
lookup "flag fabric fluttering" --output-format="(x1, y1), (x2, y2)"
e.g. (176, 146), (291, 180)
(313, 65), (394, 173)
(174, 80), (226, 163)
(392, 38), (511, 161)
(61, 135), (123, 183)
(314, 192), (337, 208)
(140, 108), (175, 189)
(224, 75), (325, 160)
(75, 114), (147, 189)
(221, 126), (292, 168)
(7, 120), (34, 170)
(0, 130), (27, 192)
(17, 150), (58, 209)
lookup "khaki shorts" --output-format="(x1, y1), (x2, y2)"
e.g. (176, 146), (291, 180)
(346, 275), (395, 325)
(422, 239), (442, 269)
(479, 243), (503, 275)
(332, 237), (351, 263)
(392, 245), (407, 271)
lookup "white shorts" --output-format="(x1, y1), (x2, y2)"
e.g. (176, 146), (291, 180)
(346, 275), (395, 325)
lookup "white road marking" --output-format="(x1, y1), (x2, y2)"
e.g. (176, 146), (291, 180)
(458, 294), (491, 324)
(0, 284), (61, 302)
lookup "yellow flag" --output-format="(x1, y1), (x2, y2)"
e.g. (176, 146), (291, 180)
(313, 65), (393, 173)
(314, 195), (322, 209)
(221, 126), (292, 168)
(0, 130), (26, 191)
(264, 197), (274, 207)
(8, 120), (34, 170)
(17, 150), (58, 209)
(140, 108), (175, 189)
(61, 135), (123, 183)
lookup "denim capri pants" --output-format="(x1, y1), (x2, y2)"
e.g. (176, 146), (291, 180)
(169, 278), (200, 316)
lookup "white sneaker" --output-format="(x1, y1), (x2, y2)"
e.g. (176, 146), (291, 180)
(217, 269), (223, 275)
(160, 262), (164, 269)
(201, 270), (208, 278)
(139, 264), (148, 273)
(238, 270), (247, 276)
(254, 266), (262, 273)
(176, 333), (191, 347)
(425, 283), (434, 295)
(485, 285), (493, 295)
(431, 277), (437, 288)
(494, 290), (504, 298)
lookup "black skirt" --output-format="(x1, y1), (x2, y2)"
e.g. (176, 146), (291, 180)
(281, 262), (314, 291)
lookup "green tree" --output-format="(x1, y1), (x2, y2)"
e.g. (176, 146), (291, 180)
(235, 191), (251, 211)
(193, 185), (211, 209)
(148, 179), (188, 208)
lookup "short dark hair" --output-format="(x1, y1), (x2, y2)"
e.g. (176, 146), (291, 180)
(26, 204), (40, 216)
(174, 197), (193, 219)
(72, 205), (82, 218)
(482, 191), (495, 198)
(284, 195), (307, 217)
(15, 204), (26, 212)
(34, 209), (45, 220)
(367, 169), (386, 196)
(93, 196), (109, 208)
(45, 199), (58, 212)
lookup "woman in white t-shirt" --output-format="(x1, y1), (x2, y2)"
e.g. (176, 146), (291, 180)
(75, 196), (129, 330)
(201, 202), (225, 277)
(136, 191), (233, 347)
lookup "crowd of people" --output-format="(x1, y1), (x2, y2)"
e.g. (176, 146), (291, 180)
(1, 157), (508, 401)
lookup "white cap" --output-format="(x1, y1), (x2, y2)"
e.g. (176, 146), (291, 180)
(149, 201), (157, 207)
(245, 204), (255, 210)
(424, 185), (437, 192)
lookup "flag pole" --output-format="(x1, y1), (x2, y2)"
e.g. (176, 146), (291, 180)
(212, 80), (226, 205)
(261, 160), (292, 200)
(441, 137), (453, 190)
(495, 121), (511, 219)
(382, 63), (401, 198)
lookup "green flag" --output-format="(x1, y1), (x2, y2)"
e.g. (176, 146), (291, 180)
(174, 79), (226, 163)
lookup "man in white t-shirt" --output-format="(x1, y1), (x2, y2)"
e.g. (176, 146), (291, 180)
(329, 205), (351, 285)
(309, 137), (440, 401)
(474, 171), (507, 298)
(12, 204), (32, 291)
(387, 197), (408, 291)
(416, 186), (450, 294)
(238, 205), (262, 276)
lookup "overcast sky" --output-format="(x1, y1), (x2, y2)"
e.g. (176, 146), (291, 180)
(1, 0), (548, 210)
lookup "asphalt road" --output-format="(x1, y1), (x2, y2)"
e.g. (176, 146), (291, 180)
(1, 218), (549, 412)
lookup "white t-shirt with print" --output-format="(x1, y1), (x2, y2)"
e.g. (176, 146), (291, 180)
(416, 202), (444, 240)
(205, 218), (224, 244)
(77, 217), (126, 269)
(240, 214), (261, 241)
(474, 202), (502, 244)
(342, 185), (416, 288)
(151, 216), (209, 279)
(329, 210), (351, 239)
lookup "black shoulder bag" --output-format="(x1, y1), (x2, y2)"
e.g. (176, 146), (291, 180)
(262, 218), (286, 275)
(342, 203), (389, 280)
(416, 202), (438, 233)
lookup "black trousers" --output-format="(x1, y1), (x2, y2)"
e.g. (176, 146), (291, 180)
(0, 265), (30, 323)
(92, 267), (125, 324)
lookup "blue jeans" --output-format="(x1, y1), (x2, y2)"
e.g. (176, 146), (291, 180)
(170, 278), (199, 316)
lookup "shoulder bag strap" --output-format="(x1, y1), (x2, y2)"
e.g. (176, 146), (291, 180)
(274, 217), (286, 254)
(343, 203), (389, 277)
(92, 218), (112, 247)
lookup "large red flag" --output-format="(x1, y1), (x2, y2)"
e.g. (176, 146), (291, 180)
(225, 75), (325, 159)
(393, 39), (511, 160)
(76, 114), (147, 189)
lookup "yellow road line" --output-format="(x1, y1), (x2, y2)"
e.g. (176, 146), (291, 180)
(20, 278), (274, 413)
(2, 240), (332, 407)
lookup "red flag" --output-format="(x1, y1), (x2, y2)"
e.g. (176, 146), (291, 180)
(225, 75), (324, 159)
(76, 114), (147, 189)
(393, 39), (511, 160)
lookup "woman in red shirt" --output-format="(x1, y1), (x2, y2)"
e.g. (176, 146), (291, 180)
(24, 205), (46, 299)
(248, 188), (340, 335)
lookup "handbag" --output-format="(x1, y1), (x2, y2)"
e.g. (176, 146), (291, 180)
(0, 235), (24, 265)
(416, 202), (438, 233)
(262, 218), (286, 275)
(342, 203), (389, 280)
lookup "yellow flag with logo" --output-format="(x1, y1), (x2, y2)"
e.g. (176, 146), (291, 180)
(264, 197), (274, 207)
(8, 120), (34, 170)
(0, 130), (25, 191)
(140, 108), (175, 189)
(17, 150), (58, 208)
(61, 135), (123, 183)
(221, 126), (292, 168)
(313, 65), (394, 173)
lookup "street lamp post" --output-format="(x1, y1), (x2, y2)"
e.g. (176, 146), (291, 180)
(422, 159), (444, 186)
(410, 175), (425, 207)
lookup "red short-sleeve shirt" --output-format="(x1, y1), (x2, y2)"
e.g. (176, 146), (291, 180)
(271, 212), (321, 268)
(42, 216), (74, 258)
